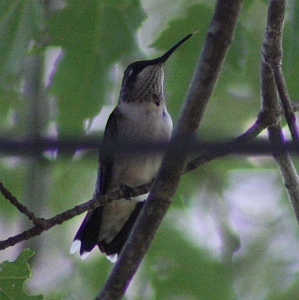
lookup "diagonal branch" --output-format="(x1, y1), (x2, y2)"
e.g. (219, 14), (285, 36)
(96, 0), (243, 299)
(262, 60), (299, 223)
(261, 0), (299, 223)
(0, 182), (40, 225)
(0, 182), (150, 250)
(262, 0), (299, 142)
(184, 107), (277, 173)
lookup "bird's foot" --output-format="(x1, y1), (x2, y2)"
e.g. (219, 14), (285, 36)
(120, 185), (135, 200)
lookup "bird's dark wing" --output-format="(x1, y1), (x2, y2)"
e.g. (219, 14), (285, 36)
(73, 108), (145, 258)
(96, 108), (144, 256)
(96, 107), (120, 196)
(73, 108), (120, 255)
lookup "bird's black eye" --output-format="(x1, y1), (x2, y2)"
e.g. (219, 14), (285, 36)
(126, 67), (140, 81)
(125, 61), (148, 78)
(128, 68), (134, 77)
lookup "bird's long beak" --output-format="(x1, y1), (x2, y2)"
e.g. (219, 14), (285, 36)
(149, 31), (198, 65)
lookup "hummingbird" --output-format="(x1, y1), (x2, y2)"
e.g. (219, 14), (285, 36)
(70, 33), (194, 262)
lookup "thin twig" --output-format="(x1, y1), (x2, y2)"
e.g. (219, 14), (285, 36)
(184, 109), (275, 173)
(0, 182), (39, 225)
(0, 182), (150, 250)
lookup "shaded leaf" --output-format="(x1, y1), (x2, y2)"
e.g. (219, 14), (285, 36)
(0, 0), (44, 87)
(0, 249), (43, 299)
(48, 0), (146, 135)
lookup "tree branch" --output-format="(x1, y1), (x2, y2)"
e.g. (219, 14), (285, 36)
(96, 0), (243, 299)
(262, 61), (299, 223)
(0, 94), (299, 161)
(261, 0), (299, 222)
(262, 0), (299, 142)
(2, 135), (299, 251)
(0, 182), (39, 225)
(0, 182), (150, 250)
(184, 107), (276, 173)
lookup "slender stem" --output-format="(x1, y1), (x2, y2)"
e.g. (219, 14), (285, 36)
(261, 0), (299, 224)
(0, 182), (150, 250)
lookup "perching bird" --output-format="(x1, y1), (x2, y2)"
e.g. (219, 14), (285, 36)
(70, 33), (194, 262)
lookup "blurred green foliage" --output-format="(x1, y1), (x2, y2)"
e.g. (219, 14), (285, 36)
(0, 249), (42, 299)
(1, 0), (299, 299)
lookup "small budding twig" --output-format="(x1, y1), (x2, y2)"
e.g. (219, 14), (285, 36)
(0, 182), (41, 226)
(0, 181), (151, 250)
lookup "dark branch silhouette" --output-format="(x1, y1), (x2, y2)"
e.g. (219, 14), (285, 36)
(97, 0), (243, 298)
(2, 136), (299, 251)
(261, 0), (299, 223)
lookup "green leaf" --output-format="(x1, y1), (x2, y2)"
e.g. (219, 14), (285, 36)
(153, 4), (213, 119)
(0, 249), (43, 299)
(48, 0), (146, 135)
(0, 0), (44, 87)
